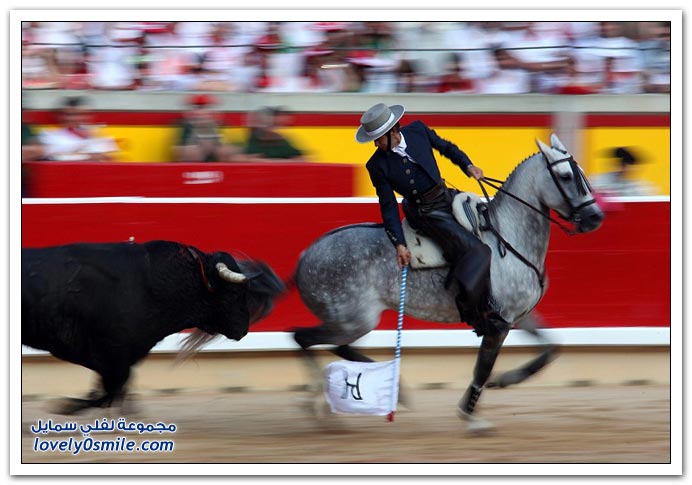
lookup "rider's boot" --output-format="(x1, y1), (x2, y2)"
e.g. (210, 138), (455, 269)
(452, 244), (494, 334)
(457, 383), (483, 419)
(454, 244), (492, 306)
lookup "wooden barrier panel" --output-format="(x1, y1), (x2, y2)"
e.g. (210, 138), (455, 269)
(23, 162), (356, 198)
(21, 198), (670, 334)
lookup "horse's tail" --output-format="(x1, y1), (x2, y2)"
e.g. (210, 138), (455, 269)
(285, 248), (308, 294)
(283, 272), (298, 293)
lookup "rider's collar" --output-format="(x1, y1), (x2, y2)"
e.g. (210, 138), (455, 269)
(391, 133), (407, 158)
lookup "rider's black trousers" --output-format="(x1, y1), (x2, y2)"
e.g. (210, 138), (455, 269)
(402, 187), (492, 321)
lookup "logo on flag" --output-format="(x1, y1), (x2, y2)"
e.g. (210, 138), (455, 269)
(322, 266), (408, 419)
(323, 359), (400, 416)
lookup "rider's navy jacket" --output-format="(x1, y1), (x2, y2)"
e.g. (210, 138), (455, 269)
(365, 120), (474, 247)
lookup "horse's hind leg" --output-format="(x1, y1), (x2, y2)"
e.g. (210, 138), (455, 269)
(333, 345), (373, 362)
(486, 312), (558, 388)
(457, 326), (509, 433)
(293, 327), (329, 391)
(332, 345), (412, 408)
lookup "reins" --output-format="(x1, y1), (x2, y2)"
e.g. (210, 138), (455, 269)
(472, 154), (594, 289)
(476, 177), (547, 289)
(478, 176), (578, 236)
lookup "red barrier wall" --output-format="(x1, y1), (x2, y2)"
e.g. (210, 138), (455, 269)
(21, 199), (670, 331)
(26, 110), (670, 128)
(24, 162), (355, 198)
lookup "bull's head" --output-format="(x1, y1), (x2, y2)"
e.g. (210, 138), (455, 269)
(195, 261), (252, 341)
(180, 256), (285, 357)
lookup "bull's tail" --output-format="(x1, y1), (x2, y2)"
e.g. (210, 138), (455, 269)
(285, 248), (309, 294)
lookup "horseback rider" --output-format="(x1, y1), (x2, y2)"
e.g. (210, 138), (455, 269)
(357, 102), (495, 335)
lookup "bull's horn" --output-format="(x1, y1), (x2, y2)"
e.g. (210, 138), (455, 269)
(216, 263), (247, 283)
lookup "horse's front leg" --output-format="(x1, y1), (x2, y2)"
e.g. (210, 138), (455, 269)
(486, 312), (559, 388)
(457, 327), (509, 434)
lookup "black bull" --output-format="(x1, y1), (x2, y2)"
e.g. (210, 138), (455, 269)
(22, 240), (285, 413)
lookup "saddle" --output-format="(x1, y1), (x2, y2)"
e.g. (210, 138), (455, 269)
(403, 192), (489, 269)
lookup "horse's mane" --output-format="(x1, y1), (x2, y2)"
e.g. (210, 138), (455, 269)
(489, 151), (542, 206)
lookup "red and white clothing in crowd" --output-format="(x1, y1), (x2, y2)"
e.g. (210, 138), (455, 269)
(39, 125), (118, 162)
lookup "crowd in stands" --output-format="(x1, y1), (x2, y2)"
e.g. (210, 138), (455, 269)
(21, 21), (671, 94)
(20, 93), (309, 196)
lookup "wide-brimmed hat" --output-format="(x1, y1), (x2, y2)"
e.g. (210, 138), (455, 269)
(355, 103), (405, 143)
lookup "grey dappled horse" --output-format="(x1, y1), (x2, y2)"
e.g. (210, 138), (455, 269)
(293, 135), (604, 433)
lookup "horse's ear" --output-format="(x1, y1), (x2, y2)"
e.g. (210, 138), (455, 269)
(550, 134), (568, 153)
(535, 138), (554, 162)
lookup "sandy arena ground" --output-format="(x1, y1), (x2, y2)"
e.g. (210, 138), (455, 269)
(21, 385), (670, 465)
(19, 347), (671, 466)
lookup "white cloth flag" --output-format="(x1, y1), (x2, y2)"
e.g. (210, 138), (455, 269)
(323, 359), (399, 416)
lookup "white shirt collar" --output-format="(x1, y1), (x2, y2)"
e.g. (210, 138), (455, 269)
(391, 133), (408, 158)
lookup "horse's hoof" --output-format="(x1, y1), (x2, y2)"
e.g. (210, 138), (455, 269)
(398, 386), (414, 411)
(456, 407), (495, 436)
(487, 370), (524, 389)
(485, 378), (505, 389)
(465, 417), (495, 436)
(315, 398), (332, 420)
(118, 397), (141, 417)
(300, 395), (331, 419)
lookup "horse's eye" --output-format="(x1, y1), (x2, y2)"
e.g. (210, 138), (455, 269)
(559, 173), (573, 182)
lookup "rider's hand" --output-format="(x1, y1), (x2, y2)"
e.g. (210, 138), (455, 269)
(468, 165), (484, 180)
(396, 244), (411, 269)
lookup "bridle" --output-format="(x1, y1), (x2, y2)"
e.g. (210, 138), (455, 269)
(475, 152), (597, 289)
(544, 154), (598, 229)
(479, 153), (597, 236)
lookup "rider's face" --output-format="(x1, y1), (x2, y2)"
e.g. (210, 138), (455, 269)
(374, 128), (401, 152)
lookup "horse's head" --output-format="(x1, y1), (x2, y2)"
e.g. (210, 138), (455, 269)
(535, 134), (604, 233)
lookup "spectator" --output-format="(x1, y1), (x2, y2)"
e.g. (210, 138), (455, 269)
(191, 23), (240, 91)
(86, 23), (141, 90)
(350, 57), (399, 93)
(477, 47), (532, 94)
(183, 53), (240, 92)
(552, 56), (601, 94)
(590, 147), (656, 197)
(298, 47), (356, 92)
(395, 59), (427, 93)
(21, 107), (46, 197)
(394, 22), (448, 84)
(38, 96), (119, 162)
(173, 94), (240, 162)
(137, 22), (196, 90)
(638, 21), (671, 94)
(444, 22), (505, 84)
(243, 107), (306, 161)
(571, 21), (644, 94)
(344, 23), (399, 92)
(19, 20), (673, 94)
(435, 52), (475, 93)
(21, 42), (61, 89)
(499, 22), (570, 93)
